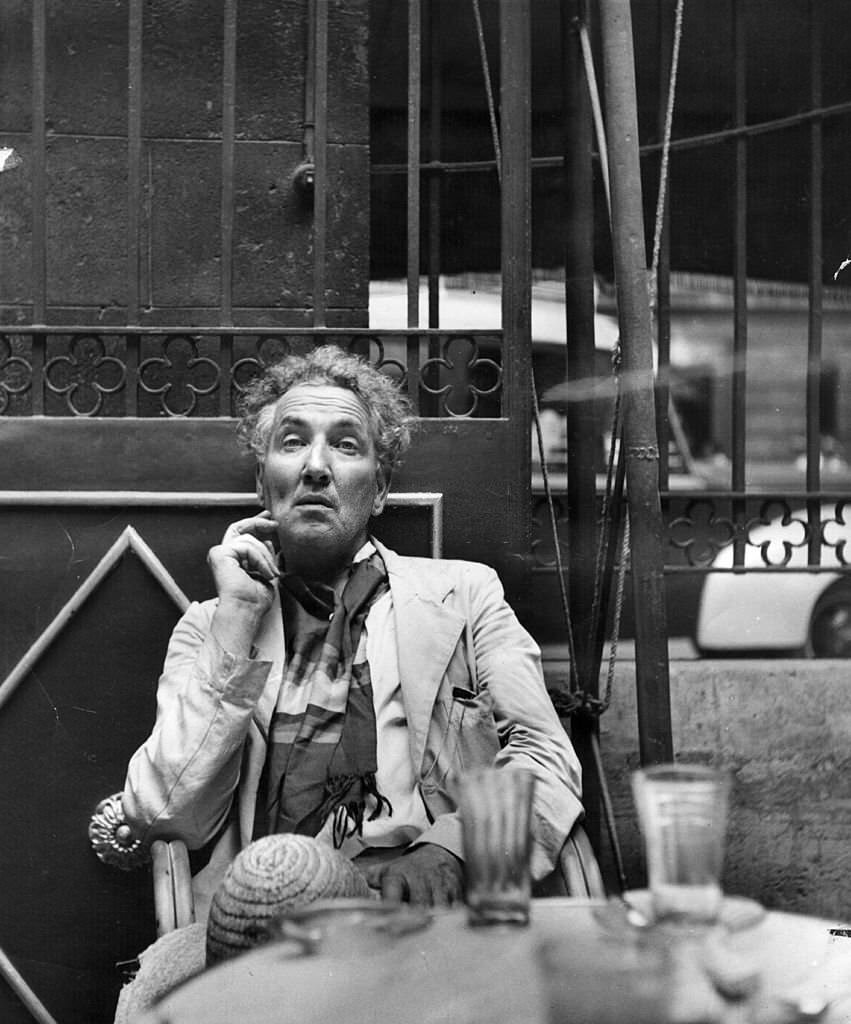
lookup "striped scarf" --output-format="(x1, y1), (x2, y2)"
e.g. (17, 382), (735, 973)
(253, 552), (393, 846)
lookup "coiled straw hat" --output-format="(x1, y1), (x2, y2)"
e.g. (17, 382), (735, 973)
(206, 833), (371, 966)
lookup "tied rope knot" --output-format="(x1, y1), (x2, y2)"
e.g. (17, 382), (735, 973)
(547, 688), (611, 720)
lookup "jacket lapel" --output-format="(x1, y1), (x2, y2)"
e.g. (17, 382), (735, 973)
(375, 541), (465, 772)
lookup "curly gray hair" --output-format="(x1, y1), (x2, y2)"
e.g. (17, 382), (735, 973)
(236, 345), (413, 475)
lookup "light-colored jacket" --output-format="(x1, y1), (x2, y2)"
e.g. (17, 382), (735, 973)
(123, 541), (583, 904)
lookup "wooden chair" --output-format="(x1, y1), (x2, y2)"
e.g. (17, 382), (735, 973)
(90, 797), (605, 940)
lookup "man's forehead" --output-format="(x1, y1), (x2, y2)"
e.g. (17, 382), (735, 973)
(270, 384), (371, 429)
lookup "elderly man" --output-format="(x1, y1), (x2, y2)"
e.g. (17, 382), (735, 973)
(123, 346), (582, 911)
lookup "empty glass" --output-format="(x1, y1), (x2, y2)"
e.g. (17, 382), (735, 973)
(631, 763), (731, 927)
(457, 767), (536, 926)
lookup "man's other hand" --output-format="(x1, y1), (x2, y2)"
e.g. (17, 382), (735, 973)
(208, 511), (280, 610)
(364, 844), (465, 907)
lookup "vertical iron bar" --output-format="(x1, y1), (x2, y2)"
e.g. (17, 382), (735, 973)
(407, 0), (422, 330)
(312, 0), (329, 327)
(655, 0), (673, 490)
(31, 332), (45, 415)
(731, 0), (748, 567)
(807, 0), (824, 564)
(127, 0), (143, 328)
(304, 0), (316, 164)
(221, 0), (237, 328)
(427, 0), (441, 331)
(562, 0), (601, 854)
(32, 0), (47, 323)
(597, 0), (673, 767)
(125, 333), (138, 416)
(219, 332), (233, 416)
(499, 0), (532, 587)
(406, 335), (421, 415)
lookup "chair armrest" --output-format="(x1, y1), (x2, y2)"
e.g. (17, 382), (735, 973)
(559, 821), (606, 899)
(88, 793), (149, 870)
(89, 793), (195, 937)
(152, 839), (196, 937)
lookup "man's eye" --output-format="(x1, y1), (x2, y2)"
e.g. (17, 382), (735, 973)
(279, 435), (306, 451)
(336, 438), (360, 453)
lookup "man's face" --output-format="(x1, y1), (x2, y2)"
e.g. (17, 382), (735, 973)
(256, 384), (388, 573)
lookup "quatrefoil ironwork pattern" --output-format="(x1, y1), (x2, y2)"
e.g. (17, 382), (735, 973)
(668, 499), (736, 567)
(344, 335), (407, 389)
(420, 335), (502, 417)
(139, 335), (220, 416)
(0, 335), (32, 414)
(744, 500), (851, 568)
(44, 335), (126, 416)
(820, 501), (851, 566)
(231, 335), (296, 402)
(231, 337), (409, 414)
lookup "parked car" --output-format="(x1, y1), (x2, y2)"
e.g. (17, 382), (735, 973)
(695, 503), (851, 656)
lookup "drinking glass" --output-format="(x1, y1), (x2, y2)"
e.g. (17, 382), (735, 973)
(456, 766), (536, 926)
(631, 763), (731, 926)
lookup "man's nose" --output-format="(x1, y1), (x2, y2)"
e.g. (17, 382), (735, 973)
(301, 440), (332, 483)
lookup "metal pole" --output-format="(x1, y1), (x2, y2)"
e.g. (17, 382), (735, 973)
(597, 0), (673, 765)
(500, 0), (533, 590)
(562, 0), (601, 844)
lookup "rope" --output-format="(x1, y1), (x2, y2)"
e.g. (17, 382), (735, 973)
(577, 15), (629, 693)
(578, 20), (611, 223)
(532, 375), (580, 674)
(471, 0), (502, 184)
(470, 1), (685, 894)
(650, 0), (685, 286)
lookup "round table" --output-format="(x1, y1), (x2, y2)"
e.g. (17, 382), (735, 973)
(137, 897), (851, 1024)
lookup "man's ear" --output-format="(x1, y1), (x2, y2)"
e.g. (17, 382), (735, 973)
(255, 464), (267, 509)
(372, 468), (390, 516)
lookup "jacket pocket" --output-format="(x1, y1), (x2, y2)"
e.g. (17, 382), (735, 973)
(420, 685), (500, 792)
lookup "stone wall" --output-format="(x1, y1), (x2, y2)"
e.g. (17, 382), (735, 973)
(544, 655), (851, 921)
(0, 0), (370, 326)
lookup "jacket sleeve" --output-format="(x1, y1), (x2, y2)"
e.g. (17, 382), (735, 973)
(122, 600), (273, 849)
(415, 564), (584, 881)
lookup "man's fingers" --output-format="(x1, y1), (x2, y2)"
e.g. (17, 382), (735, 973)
(380, 871), (406, 904)
(363, 863), (384, 888)
(233, 536), (280, 581)
(211, 534), (279, 583)
(428, 880), (453, 908)
(224, 512), (278, 542)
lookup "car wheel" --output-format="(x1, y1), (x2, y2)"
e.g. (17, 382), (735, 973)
(808, 584), (851, 657)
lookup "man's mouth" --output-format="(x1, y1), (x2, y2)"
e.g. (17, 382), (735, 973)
(294, 494), (335, 509)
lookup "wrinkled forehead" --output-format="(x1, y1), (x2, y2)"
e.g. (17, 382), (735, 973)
(260, 384), (376, 447)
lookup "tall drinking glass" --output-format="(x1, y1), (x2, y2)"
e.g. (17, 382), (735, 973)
(457, 767), (536, 926)
(631, 763), (731, 926)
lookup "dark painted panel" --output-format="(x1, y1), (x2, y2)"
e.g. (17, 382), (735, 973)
(0, 413), (523, 621)
(0, 503), (439, 680)
(0, 418), (256, 491)
(0, 554), (173, 1023)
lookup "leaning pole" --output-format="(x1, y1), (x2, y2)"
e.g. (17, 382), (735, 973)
(597, 0), (673, 765)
